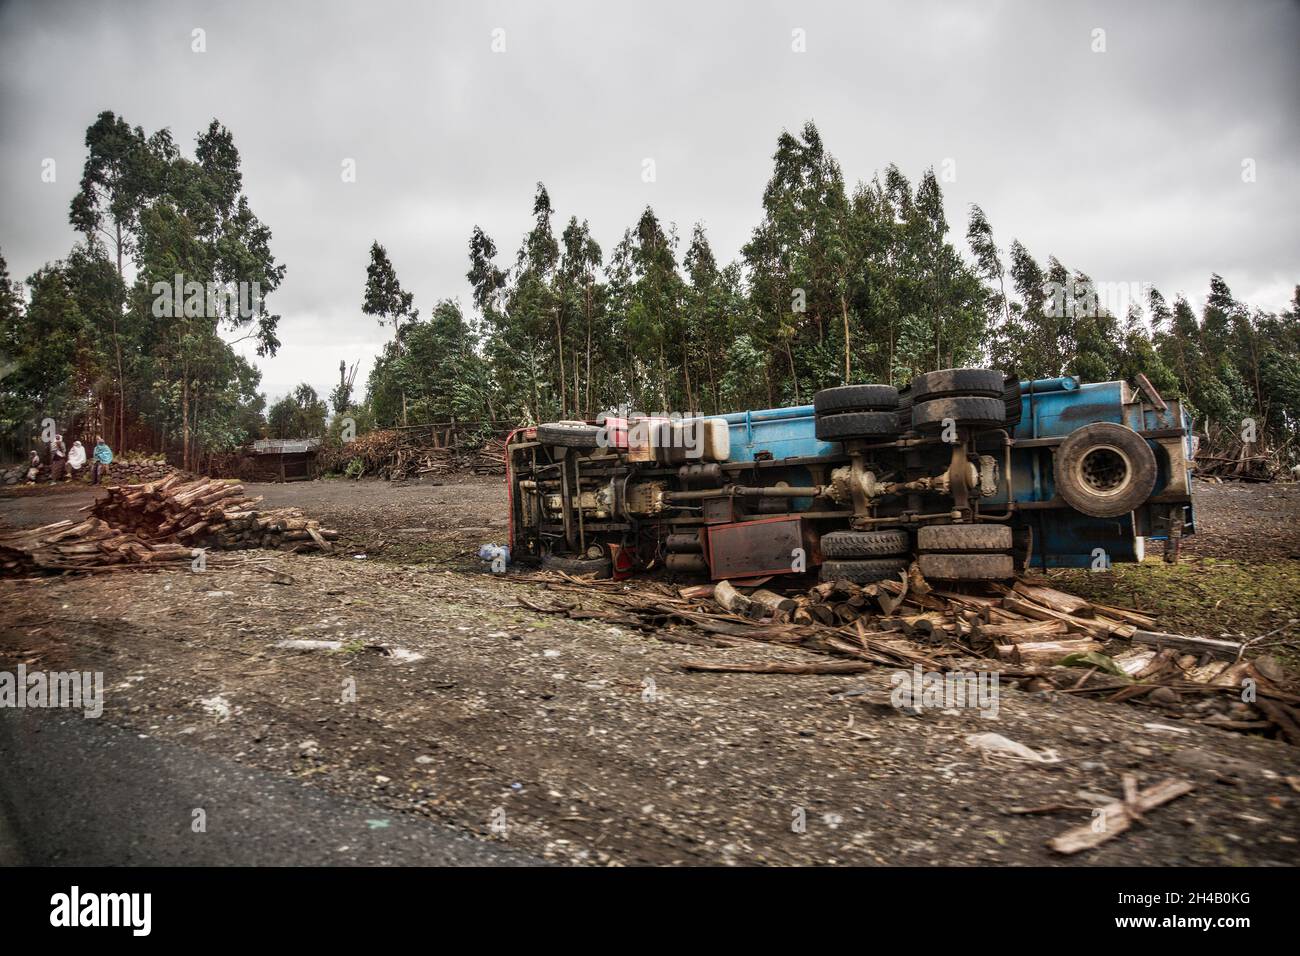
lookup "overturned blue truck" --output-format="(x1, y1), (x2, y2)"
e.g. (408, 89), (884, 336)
(505, 368), (1196, 583)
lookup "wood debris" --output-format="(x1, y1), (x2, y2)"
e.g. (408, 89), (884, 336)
(315, 429), (506, 480)
(515, 559), (1300, 746)
(1048, 776), (1197, 855)
(0, 475), (342, 576)
(92, 474), (339, 552)
(0, 518), (198, 575)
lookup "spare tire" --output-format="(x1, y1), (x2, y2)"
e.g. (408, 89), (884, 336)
(917, 553), (1015, 581)
(819, 557), (909, 584)
(542, 553), (612, 578)
(820, 529), (910, 558)
(1053, 422), (1157, 518)
(912, 396), (1006, 432)
(814, 384), (899, 415)
(912, 368), (1005, 401)
(815, 411), (898, 442)
(917, 524), (1012, 552)
(537, 421), (601, 449)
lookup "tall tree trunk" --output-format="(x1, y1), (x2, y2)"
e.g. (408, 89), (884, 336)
(584, 283), (593, 420)
(785, 338), (800, 405)
(114, 219), (126, 452)
(554, 313), (567, 418)
(840, 293), (851, 382)
(181, 373), (190, 472)
(705, 347), (718, 415)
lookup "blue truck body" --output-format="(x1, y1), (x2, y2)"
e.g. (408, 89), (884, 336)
(509, 371), (1197, 578)
(699, 376), (1195, 569)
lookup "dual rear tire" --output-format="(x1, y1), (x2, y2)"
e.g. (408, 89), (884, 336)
(916, 523), (1015, 581)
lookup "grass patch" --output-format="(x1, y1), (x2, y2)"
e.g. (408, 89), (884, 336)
(1048, 557), (1300, 670)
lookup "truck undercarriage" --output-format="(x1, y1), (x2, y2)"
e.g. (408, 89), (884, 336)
(506, 368), (1197, 584)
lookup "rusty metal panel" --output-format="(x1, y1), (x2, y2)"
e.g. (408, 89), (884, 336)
(706, 516), (811, 580)
(702, 497), (736, 524)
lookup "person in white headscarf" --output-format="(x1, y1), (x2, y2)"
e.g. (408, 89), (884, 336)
(67, 439), (87, 479)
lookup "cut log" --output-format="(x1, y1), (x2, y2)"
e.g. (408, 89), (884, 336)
(1127, 629), (1243, 660)
(1010, 639), (1103, 664)
(714, 580), (765, 620)
(1012, 580), (1095, 616)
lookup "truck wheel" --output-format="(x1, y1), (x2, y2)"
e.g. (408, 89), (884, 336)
(537, 421), (601, 449)
(542, 553), (612, 578)
(813, 384), (899, 415)
(916, 524), (1012, 552)
(911, 368), (1005, 400)
(820, 529), (910, 558)
(917, 553), (1015, 580)
(819, 557), (909, 584)
(1053, 422), (1157, 518)
(815, 410), (898, 441)
(912, 396), (1006, 432)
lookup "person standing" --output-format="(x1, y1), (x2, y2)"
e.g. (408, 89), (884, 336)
(92, 435), (113, 485)
(49, 434), (67, 482)
(25, 450), (41, 483)
(67, 439), (86, 480)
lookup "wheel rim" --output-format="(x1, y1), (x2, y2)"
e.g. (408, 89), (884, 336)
(1075, 443), (1132, 499)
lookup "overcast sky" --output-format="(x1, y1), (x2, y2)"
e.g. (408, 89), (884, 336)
(2, 0), (1297, 404)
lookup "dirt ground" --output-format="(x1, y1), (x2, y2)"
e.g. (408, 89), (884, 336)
(2, 475), (1299, 866)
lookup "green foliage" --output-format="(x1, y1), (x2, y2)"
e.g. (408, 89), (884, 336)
(267, 383), (327, 439)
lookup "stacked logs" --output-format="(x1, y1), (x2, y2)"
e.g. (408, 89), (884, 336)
(0, 518), (197, 574)
(92, 474), (339, 552)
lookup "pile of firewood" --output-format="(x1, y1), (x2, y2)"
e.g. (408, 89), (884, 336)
(92, 474), (340, 552)
(0, 475), (344, 576)
(1194, 421), (1295, 482)
(317, 429), (507, 480)
(0, 518), (197, 574)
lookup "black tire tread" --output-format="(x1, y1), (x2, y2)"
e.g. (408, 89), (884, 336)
(813, 384), (899, 415)
(537, 421), (601, 448)
(542, 554), (612, 578)
(912, 396), (1006, 432)
(820, 529), (910, 558)
(815, 411), (898, 442)
(916, 524), (1013, 552)
(819, 557), (910, 584)
(912, 368), (1006, 400)
(917, 553), (1015, 581)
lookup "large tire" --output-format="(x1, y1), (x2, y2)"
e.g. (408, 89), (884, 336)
(813, 384), (899, 415)
(912, 368), (1005, 401)
(1053, 422), (1157, 518)
(912, 396), (1006, 432)
(537, 421), (601, 449)
(917, 553), (1015, 581)
(542, 553), (612, 578)
(820, 529), (910, 558)
(916, 524), (1013, 552)
(815, 410), (898, 442)
(819, 557), (909, 584)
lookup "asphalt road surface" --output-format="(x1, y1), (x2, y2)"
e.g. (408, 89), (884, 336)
(0, 711), (535, 866)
